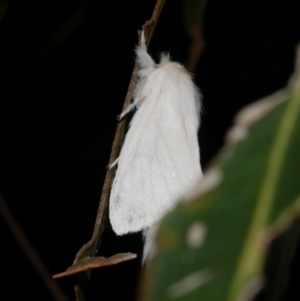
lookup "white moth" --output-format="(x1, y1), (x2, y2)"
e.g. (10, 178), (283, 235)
(109, 32), (202, 260)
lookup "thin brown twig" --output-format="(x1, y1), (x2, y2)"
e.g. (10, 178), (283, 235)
(63, 1), (166, 299)
(73, 0), (165, 267)
(53, 253), (137, 279)
(0, 194), (69, 301)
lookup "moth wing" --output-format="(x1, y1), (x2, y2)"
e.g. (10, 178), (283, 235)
(109, 63), (201, 235)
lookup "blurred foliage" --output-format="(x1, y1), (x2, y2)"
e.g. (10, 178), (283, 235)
(142, 65), (300, 300)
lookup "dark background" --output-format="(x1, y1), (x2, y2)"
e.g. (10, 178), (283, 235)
(0, 0), (300, 300)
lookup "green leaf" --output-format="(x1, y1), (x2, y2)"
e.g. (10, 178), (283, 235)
(142, 76), (300, 301)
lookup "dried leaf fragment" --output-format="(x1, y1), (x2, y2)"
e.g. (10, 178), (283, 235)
(52, 253), (137, 279)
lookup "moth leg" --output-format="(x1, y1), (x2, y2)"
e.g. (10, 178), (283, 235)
(117, 103), (136, 121)
(108, 158), (119, 169)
